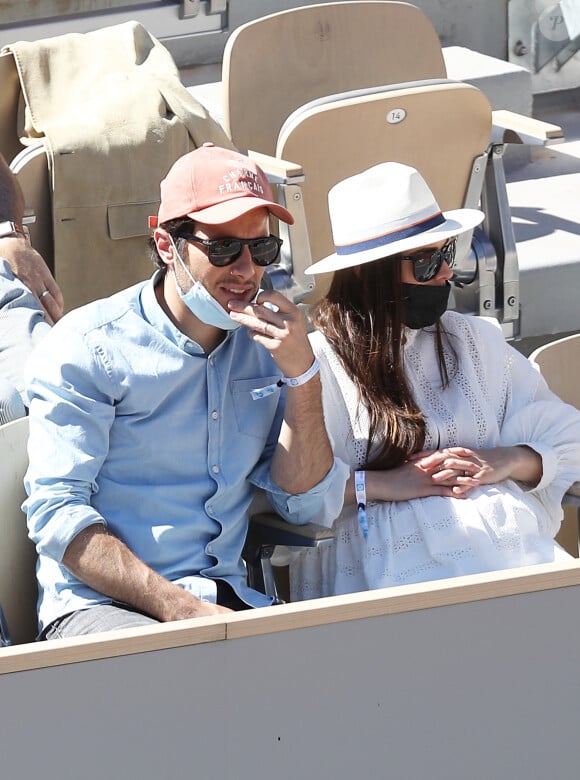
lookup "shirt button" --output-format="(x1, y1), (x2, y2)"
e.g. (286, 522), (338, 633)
(209, 357), (215, 366)
(212, 465), (220, 474)
(207, 506), (214, 515)
(211, 410), (218, 420)
(207, 544), (213, 553)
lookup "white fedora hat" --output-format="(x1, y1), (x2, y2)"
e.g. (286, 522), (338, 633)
(305, 162), (484, 275)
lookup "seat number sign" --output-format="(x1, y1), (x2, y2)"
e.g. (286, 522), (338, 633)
(386, 108), (407, 124)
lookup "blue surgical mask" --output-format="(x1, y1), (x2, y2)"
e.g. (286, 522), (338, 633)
(170, 236), (241, 331)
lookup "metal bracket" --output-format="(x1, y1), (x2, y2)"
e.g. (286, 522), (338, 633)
(265, 182), (316, 304)
(481, 143), (520, 333)
(180, 0), (226, 18)
(450, 228), (498, 324)
(453, 151), (488, 284)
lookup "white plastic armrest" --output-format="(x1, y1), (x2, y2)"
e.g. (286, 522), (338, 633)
(250, 512), (334, 547)
(247, 150), (304, 184)
(491, 109), (564, 146)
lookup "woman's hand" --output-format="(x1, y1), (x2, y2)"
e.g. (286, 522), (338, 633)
(410, 445), (542, 495)
(353, 459), (476, 503)
(349, 445), (542, 505)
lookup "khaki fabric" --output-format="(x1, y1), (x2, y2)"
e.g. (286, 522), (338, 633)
(3, 21), (234, 310)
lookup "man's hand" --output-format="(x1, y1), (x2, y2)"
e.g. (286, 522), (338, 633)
(2, 235), (64, 323)
(227, 290), (314, 379)
(157, 588), (233, 622)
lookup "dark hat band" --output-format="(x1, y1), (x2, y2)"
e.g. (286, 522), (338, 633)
(335, 212), (445, 256)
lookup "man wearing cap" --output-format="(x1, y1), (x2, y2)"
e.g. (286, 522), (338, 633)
(24, 144), (334, 638)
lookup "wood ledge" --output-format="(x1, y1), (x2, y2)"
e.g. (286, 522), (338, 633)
(0, 559), (578, 676)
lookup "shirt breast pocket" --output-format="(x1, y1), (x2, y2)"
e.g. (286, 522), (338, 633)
(231, 376), (281, 440)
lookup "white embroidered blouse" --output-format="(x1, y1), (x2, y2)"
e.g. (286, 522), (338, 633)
(289, 312), (580, 601)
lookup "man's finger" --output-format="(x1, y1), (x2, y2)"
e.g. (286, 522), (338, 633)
(38, 279), (64, 322)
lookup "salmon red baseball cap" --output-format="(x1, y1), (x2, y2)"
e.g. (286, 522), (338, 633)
(149, 143), (294, 228)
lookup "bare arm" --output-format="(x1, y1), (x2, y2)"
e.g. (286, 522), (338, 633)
(0, 152), (64, 322)
(63, 524), (231, 621)
(228, 291), (333, 494)
(270, 371), (332, 493)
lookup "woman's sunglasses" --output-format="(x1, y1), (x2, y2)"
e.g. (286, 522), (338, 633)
(399, 238), (457, 283)
(175, 230), (283, 267)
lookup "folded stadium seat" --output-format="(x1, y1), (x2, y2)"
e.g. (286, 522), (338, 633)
(219, 1), (562, 335)
(222, 1), (447, 158)
(529, 334), (580, 557)
(275, 79), (493, 303)
(0, 417), (38, 645)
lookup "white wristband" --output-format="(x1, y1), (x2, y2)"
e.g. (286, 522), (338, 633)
(280, 358), (321, 387)
(251, 358), (320, 400)
(354, 470), (369, 540)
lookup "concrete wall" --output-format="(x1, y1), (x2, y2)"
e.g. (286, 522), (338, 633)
(415, 0), (509, 59)
(0, 0), (511, 65)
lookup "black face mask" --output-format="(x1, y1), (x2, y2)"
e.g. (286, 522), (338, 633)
(402, 282), (451, 329)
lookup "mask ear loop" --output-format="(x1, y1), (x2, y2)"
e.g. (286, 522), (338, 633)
(168, 234), (197, 293)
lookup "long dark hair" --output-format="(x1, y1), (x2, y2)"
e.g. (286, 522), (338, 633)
(313, 257), (454, 470)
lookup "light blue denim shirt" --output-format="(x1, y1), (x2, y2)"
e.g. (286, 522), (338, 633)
(23, 272), (334, 631)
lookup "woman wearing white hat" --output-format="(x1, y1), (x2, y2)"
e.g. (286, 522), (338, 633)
(289, 162), (580, 600)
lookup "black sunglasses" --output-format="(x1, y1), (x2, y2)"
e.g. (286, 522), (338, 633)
(175, 231), (283, 267)
(399, 238), (457, 282)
